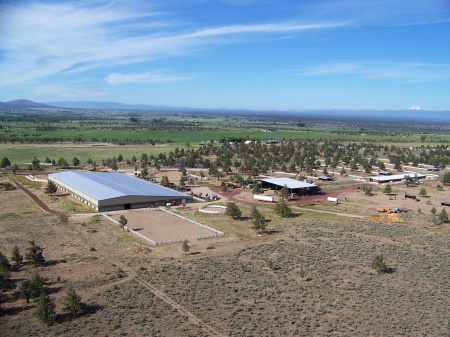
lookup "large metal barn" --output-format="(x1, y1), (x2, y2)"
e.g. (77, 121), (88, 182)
(48, 171), (192, 212)
(259, 177), (318, 196)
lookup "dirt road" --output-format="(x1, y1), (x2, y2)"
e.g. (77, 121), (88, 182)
(10, 177), (60, 214)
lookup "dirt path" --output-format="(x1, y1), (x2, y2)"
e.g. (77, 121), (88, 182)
(10, 177), (60, 214)
(136, 277), (226, 337)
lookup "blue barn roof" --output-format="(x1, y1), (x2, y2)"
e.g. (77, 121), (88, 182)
(49, 171), (187, 201)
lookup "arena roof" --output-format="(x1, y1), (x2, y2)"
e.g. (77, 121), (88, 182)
(49, 171), (187, 201)
(368, 173), (426, 182)
(260, 177), (316, 189)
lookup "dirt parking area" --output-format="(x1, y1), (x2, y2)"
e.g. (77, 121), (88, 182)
(111, 209), (217, 242)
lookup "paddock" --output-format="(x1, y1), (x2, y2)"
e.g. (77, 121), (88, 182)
(110, 209), (218, 242)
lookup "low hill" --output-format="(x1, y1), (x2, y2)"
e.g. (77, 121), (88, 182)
(0, 99), (56, 109)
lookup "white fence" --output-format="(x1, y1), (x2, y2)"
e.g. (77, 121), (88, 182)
(102, 208), (223, 245)
(158, 207), (224, 236)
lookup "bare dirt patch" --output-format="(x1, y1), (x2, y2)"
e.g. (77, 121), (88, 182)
(110, 209), (217, 242)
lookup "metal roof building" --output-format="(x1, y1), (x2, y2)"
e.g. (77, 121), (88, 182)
(367, 173), (426, 184)
(260, 177), (318, 196)
(49, 171), (192, 212)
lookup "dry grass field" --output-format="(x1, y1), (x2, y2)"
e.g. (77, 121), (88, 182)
(1, 170), (449, 336)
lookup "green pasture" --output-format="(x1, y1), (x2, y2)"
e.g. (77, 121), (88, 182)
(0, 145), (182, 165)
(1, 124), (438, 144)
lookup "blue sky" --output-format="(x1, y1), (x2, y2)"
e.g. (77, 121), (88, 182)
(1, 0), (449, 110)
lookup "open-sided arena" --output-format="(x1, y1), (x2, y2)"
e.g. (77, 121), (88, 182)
(111, 209), (218, 242)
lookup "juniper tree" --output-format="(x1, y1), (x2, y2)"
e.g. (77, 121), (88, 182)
(383, 184), (392, 194)
(20, 273), (46, 303)
(225, 202), (242, 219)
(25, 241), (45, 266)
(0, 157), (10, 168)
(10, 246), (23, 269)
(182, 241), (190, 254)
(274, 199), (292, 217)
(371, 254), (388, 274)
(44, 180), (57, 196)
(118, 215), (128, 231)
(251, 206), (266, 233)
(280, 185), (289, 200)
(438, 208), (449, 224)
(35, 292), (56, 326)
(419, 187), (427, 197)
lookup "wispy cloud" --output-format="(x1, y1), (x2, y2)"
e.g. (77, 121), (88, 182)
(0, 1), (347, 86)
(296, 61), (450, 82)
(105, 71), (192, 85)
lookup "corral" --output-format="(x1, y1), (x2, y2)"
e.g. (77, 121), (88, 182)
(110, 209), (219, 243)
(49, 171), (192, 212)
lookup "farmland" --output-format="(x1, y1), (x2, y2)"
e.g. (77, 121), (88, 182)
(1, 108), (450, 336)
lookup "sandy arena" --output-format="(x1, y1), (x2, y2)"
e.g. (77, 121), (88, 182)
(111, 209), (217, 242)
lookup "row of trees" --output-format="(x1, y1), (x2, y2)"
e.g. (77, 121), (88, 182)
(5, 137), (450, 180)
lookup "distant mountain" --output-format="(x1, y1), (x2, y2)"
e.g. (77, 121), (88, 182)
(408, 106), (422, 110)
(2, 99), (450, 123)
(0, 99), (56, 109)
(44, 101), (185, 111)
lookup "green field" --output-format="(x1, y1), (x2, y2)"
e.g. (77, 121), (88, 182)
(2, 108), (450, 165)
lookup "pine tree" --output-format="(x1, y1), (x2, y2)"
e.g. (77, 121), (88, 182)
(383, 184), (392, 194)
(274, 199), (292, 217)
(225, 202), (242, 219)
(438, 208), (449, 224)
(251, 182), (261, 195)
(62, 287), (87, 317)
(371, 254), (388, 274)
(25, 241), (45, 266)
(182, 241), (190, 254)
(10, 246), (23, 269)
(419, 187), (427, 197)
(0, 157), (11, 168)
(280, 185), (289, 200)
(20, 273), (46, 303)
(35, 292), (56, 326)
(118, 215), (128, 231)
(251, 206), (266, 233)
(44, 180), (57, 196)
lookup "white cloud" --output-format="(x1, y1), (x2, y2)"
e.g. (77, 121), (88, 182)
(105, 71), (191, 85)
(296, 61), (450, 82)
(0, 1), (347, 86)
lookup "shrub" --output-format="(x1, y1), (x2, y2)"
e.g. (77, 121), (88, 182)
(371, 254), (389, 274)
